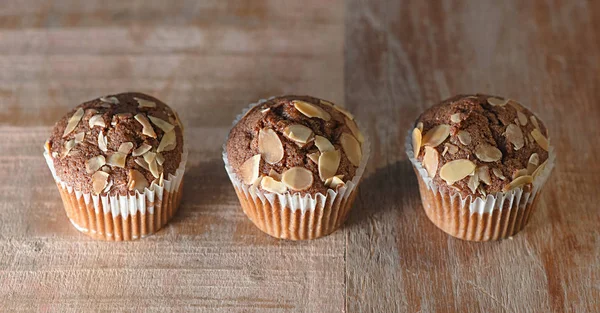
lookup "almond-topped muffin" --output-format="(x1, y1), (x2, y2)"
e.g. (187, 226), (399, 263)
(408, 94), (554, 241)
(44, 92), (187, 241)
(224, 96), (369, 240)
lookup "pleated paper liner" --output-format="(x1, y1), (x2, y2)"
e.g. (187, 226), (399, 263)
(406, 131), (555, 241)
(223, 97), (370, 240)
(44, 149), (187, 241)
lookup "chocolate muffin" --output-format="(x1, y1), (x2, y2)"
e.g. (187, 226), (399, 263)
(408, 94), (554, 241)
(44, 92), (187, 241)
(224, 96), (369, 240)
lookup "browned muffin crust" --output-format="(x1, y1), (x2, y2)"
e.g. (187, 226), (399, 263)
(413, 94), (550, 198)
(226, 95), (365, 195)
(46, 92), (184, 196)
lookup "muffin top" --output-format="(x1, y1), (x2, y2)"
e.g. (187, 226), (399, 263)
(45, 92), (184, 196)
(412, 94), (550, 198)
(226, 95), (365, 196)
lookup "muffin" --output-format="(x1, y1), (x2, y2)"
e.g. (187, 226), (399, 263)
(407, 94), (554, 241)
(43, 92), (186, 241)
(224, 96), (369, 240)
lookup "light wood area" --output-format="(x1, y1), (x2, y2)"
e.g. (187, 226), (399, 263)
(0, 0), (598, 312)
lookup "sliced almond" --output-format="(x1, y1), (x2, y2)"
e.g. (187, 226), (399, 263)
(450, 113), (462, 123)
(155, 153), (165, 166)
(441, 145), (449, 156)
(457, 130), (472, 145)
(492, 168), (506, 180)
(101, 165), (111, 173)
(307, 151), (321, 164)
(531, 129), (549, 151)
(134, 114), (157, 138)
(148, 158), (160, 178)
(508, 100), (525, 111)
(134, 157), (150, 171)
(412, 127), (422, 158)
(134, 97), (156, 108)
(91, 171), (109, 194)
(326, 176), (345, 189)
(532, 160), (548, 178)
(239, 154), (261, 185)
(148, 115), (175, 133)
(174, 111), (184, 132)
(103, 179), (113, 194)
(475, 144), (503, 162)
(118, 142), (134, 154)
(97, 132), (108, 152)
(74, 132), (85, 144)
(318, 149), (341, 181)
(422, 124), (451, 148)
(416, 122), (424, 132)
(86, 155), (106, 174)
(258, 128), (284, 164)
(503, 175), (533, 192)
(477, 166), (492, 185)
(315, 135), (335, 152)
(281, 167), (313, 191)
(505, 124), (525, 150)
(100, 96), (119, 104)
(62, 108), (84, 138)
(333, 105), (354, 120)
(487, 97), (508, 106)
(292, 100), (331, 121)
(283, 124), (313, 144)
(345, 117), (365, 143)
(143, 151), (157, 164)
(260, 176), (288, 194)
(61, 139), (76, 158)
(468, 171), (480, 194)
(513, 169), (529, 179)
(157, 130), (177, 152)
(530, 115), (540, 130)
(268, 169), (282, 181)
(127, 169), (149, 192)
(132, 143), (152, 157)
(439, 159), (476, 185)
(340, 133), (362, 167)
(423, 146), (439, 178)
(517, 111), (528, 126)
(106, 152), (127, 168)
(527, 153), (540, 174)
(260, 108), (270, 114)
(445, 143), (459, 155)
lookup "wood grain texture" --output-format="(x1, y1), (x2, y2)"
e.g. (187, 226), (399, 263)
(0, 0), (599, 312)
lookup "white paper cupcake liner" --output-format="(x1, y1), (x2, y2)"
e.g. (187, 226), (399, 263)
(406, 130), (555, 240)
(44, 146), (187, 241)
(223, 97), (370, 240)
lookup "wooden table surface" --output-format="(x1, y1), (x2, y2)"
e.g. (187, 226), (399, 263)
(1, 1), (599, 312)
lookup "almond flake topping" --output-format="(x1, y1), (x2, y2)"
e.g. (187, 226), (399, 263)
(532, 160), (548, 178)
(318, 149), (341, 181)
(106, 152), (127, 168)
(439, 159), (476, 185)
(517, 111), (528, 126)
(345, 117), (365, 143)
(157, 130), (177, 152)
(143, 151), (156, 164)
(513, 169), (528, 179)
(127, 169), (149, 192)
(307, 151), (320, 164)
(134, 97), (156, 108)
(134, 114), (157, 138)
(450, 113), (462, 123)
(527, 153), (540, 174)
(62, 108), (84, 138)
(468, 171), (480, 194)
(487, 97), (508, 106)
(477, 166), (492, 185)
(156, 153), (165, 166)
(530, 115), (540, 130)
(423, 146), (439, 178)
(91, 171), (110, 195)
(457, 130), (472, 145)
(134, 158), (149, 171)
(531, 129), (549, 151)
(118, 142), (134, 154)
(148, 115), (175, 133)
(412, 127), (422, 158)
(89, 114), (106, 128)
(314, 135), (335, 153)
(97, 131), (108, 152)
(340, 133), (362, 167)
(268, 169), (282, 181)
(475, 144), (503, 162)
(325, 175), (345, 189)
(283, 124), (313, 144)
(258, 128), (284, 164)
(100, 96), (119, 104)
(503, 175), (533, 192)
(292, 100), (331, 121)
(333, 105), (354, 120)
(239, 154), (261, 185)
(61, 139), (76, 158)
(505, 124), (525, 150)
(132, 144), (152, 157)
(148, 157), (161, 178)
(492, 168), (506, 180)
(416, 122), (424, 132)
(422, 124), (450, 148)
(74, 132), (85, 144)
(281, 167), (313, 191)
(260, 176), (288, 194)
(445, 143), (459, 155)
(86, 155), (106, 174)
